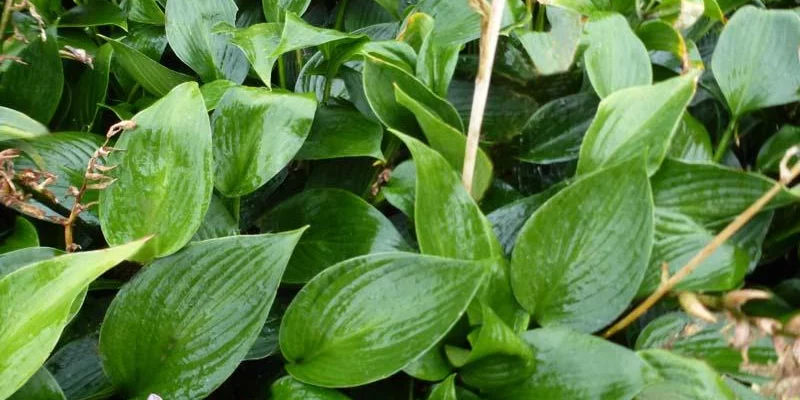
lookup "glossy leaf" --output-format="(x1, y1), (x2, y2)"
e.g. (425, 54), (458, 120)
(104, 37), (194, 97)
(0, 239), (147, 400)
(403, 345), (452, 382)
(637, 349), (735, 399)
(516, 8), (584, 75)
(46, 336), (113, 400)
(100, 82), (213, 262)
(483, 327), (651, 399)
(259, 188), (410, 283)
(711, 7), (800, 117)
(757, 125), (800, 173)
(583, 13), (652, 98)
(427, 375), (457, 400)
(63, 44), (113, 131)
(244, 308), (281, 361)
(0, 217), (38, 254)
(539, 0), (636, 15)
(271, 376), (351, 400)
(100, 232), (304, 400)
(296, 105), (384, 161)
(199, 79), (236, 110)
(8, 367), (65, 400)
(576, 73), (698, 175)
(363, 54), (463, 136)
(0, 106), (48, 142)
(668, 113), (712, 163)
(394, 84), (492, 199)
(280, 252), (491, 387)
(120, 0), (165, 25)
(382, 160), (416, 218)
(0, 247), (62, 277)
(636, 313), (777, 381)
(518, 92), (598, 164)
(212, 86), (316, 197)
(263, 0), (312, 22)
(165, 0), (248, 83)
(192, 194), (239, 241)
(60, 0), (127, 30)
(511, 157), (653, 333)
(0, 30), (63, 124)
(487, 185), (563, 257)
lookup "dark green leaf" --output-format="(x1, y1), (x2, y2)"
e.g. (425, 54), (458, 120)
(757, 125), (800, 173)
(244, 308), (281, 361)
(583, 13), (651, 98)
(103, 36), (194, 97)
(0, 239), (147, 399)
(382, 160), (416, 218)
(120, 0), (165, 25)
(515, 7), (583, 75)
(296, 105), (384, 161)
(46, 336), (113, 400)
(403, 345), (452, 382)
(100, 82), (213, 262)
(636, 20), (687, 62)
(100, 232), (304, 399)
(576, 73), (698, 175)
(668, 113), (713, 163)
(0, 106), (48, 142)
(487, 185), (563, 257)
(165, 0), (249, 82)
(0, 30), (63, 124)
(62, 44), (113, 132)
(212, 86), (316, 197)
(511, 157), (653, 332)
(447, 79), (539, 143)
(270, 376), (351, 399)
(263, 0), (312, 22)
(518, 92), (598, 164)
(8, 367), (65, 400)
(258, 188), (410, 283)
(60, 0), (128, 30)
(280, 252), (491, 387)
(711, 7), (800, 117)
(0, 216), (38, 254)
(192, 193), (239, 241)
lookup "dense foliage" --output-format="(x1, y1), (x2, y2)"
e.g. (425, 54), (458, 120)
(1, 0), (799, 399)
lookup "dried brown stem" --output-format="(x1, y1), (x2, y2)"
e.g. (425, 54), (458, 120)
(603, 147), (800, 338)
(64, 120), (134, 252)
(462, 0), (505, 196)
(0, 0), (15, 44)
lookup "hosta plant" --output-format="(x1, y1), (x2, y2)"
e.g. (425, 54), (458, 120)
(1, 0), (800, 399)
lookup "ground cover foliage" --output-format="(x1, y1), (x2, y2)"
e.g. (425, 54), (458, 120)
(1, 0), (800, 398)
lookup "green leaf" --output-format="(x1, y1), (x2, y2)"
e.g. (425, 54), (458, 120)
(296, 105), (384, 161)
(199, 79), (236, 110)
(45, 336), (113, 400)
(363, 54), (464, 136)
(192, 193), (239, 241)
(583, 13), (652, 98)
(263, 0), (312, 22)
(258, 188), (410, 283)
(711, 6), (800, 117)
(212, 86), (316, 197)
(515, 8), (584, 75)
(0, 217), (39, 254)
(539, 0), (635, 15)
(757, 125), (800, 173)
(402, 13), (462, 97)
(219, 13), (365, 87)
(62, 44), (113, 132)
(724, 377), (768, 400)
(165, 0), (248, 82)
(280, 252), (491, 387)
(636, 313), (776, 382)
(637, 349), (735, 400)
(394, 84), (493, 199)
(576, 73), (698, 175)
(426, 375), (457, 400)
(0, 239), (148, 400)
(120, 0), (165, 25)
(8, 368), (65, 400)
(403, 345), (452, 382)
(0, 30), (63, 124)
(0, 106), (48, 142)
(413, 0), (481, 45)
(487, 185), (563, 257)
(103, 36), (194, 97)
(382, 160), (416, 218)
(459, 307), (535, 389)
(518, 92), (598, 164)
(100, 82), (213, 263)
(244, 307), (281, 361)
(60, 0), (128, 30)
(271, 376), (351, 400)
(636, 20), (687, 62)
(100, 232), (304, 400)
(511, 157), (653, 332)
(668, 113), (713, 163)
(483, 327), (651, 399)
(447, 80), (539, 144)
(0, 248), (62, 277)
(8, 132), (105, 224)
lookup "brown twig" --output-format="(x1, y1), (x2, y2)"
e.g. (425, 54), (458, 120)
(603, 146), (800, 338)
(64, 120), (135, 252)
(0, 0), (14, 44)
(462, 0), (505, 196)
